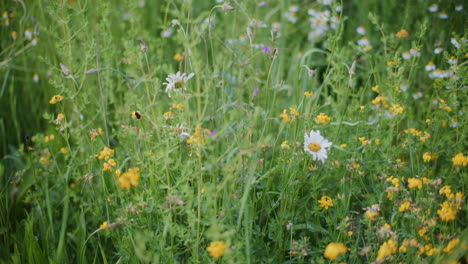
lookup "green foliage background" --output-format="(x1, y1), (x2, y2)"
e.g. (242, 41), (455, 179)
(0, 0), (467, 263)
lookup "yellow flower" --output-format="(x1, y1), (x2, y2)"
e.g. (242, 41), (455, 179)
(170, 104), (184, 109)
(399, 201), (410, 212)
(315, 113), (331, 124)
(340, 144), (347, 148)
(395, 29), (409, 38)
(389, 104), (404, 115)
(163, 111), (174, 121)
(279, 109), (291, 123)
(173, 53), (184, 61)
(371, 85), (379, 93)
(418, 227), (426, 237)
(186, 124), (208, 145)
(206, 241), (227, 259)
(39, 157), (50, 166)
(97, 147), (114, 160)
(49, 94), (64, 104)
(102, 159), (116, 172)
(100, 221), (109, 230)
(437, 201), (458, 221)
(323, 242), (347, 260)
(371, 96), (388, 105)
(55, 113), (65, 125)
(89, 128), (104, 140)
(117, 168), (140, 190)
(304, 91), (313, 97)
(318, 196), (334, 209)
(280, 141), (290, 152)
(452, 153), (468, 166)
(439, 185), (454, 199)
(289, 108), (299, 117)
(387, 61), (397, 67)
(376, 239), (397, 260)
(443, 238), (460, 253)
(407, 178), (422, 189)
(419, 132), (430, 142)
(60, 147), (68, 154)
(423, 152), (432, 162)
(364, 204), (380, 220)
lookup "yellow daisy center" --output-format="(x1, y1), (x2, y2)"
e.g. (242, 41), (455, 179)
(308, 142), (321, 152)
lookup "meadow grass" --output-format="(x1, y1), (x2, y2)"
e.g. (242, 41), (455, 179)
(0, 0), (467, 263)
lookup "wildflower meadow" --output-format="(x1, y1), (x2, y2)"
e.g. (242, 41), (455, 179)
(1, 0), (467, 263)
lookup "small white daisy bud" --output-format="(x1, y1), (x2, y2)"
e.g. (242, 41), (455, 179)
(302, 65), (316, 78)
(349, 60), (357, 75)
(171, 19), (180, 26)
(60, 63), (71, 76)
(221, 2), (235, 11)
(137, 39), (147, 53)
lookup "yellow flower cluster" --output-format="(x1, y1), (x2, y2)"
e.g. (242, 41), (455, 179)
(452, 153), (468, 166)
(206, 241), (227, 259)
(364, 204), (380, 220)
(98, 147), (114, 160)
(407, 178), (423, 189)
(89, 128), (104, 140)
(170, 103), (184, 109)
(376, 239), (397, 260)
(417, 243), (437, 256)
(97, 147), (116, 171)
(404, 128), (431, 142)
(318, 196), (334, 209)
(399, 201), (410, 212)
(315, 113), (331, 124)
(395, 29), (409, 38)
(49, 94), (64, 104)
(323, 242), (347, 260)
(442, 238), (460, 253)
(437, 201), (458, 221)
(280, 141), (290, 152)
(389, 104), (404, 115)
(358, 137), (372, 146)
(187, 124), (209, 145)
(117, 168), (140, 190)
(372, 96), (388, 107)
(279, 108), (299, 123)
(304, 91), (313, 97)
(163, 111), (174, 121)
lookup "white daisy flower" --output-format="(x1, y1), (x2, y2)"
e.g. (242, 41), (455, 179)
(425, 61), (436, 71)
(429, 4), (438, 13)
(402, 51), (411, 60)
(434, 47), (443, 54)
(303, 130), (332, 163)
(412, 92), (422, 99)
(163, 72), (195, 97)
(438, 12), (448, 19)
(400, 82), (409, 92)
(455, 5), (463, 11)
(356, 26), (366, 35)
(409, 48), (421, 57)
